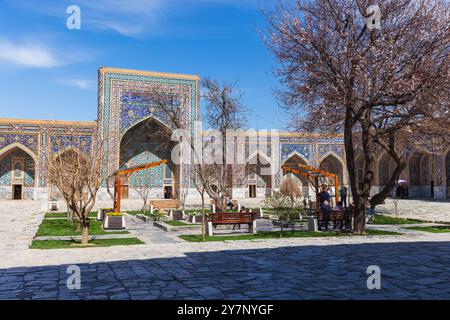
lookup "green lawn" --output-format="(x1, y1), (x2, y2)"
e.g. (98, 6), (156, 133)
(35, 219), (129, 237)
(164, 220), (198, 227)
(404, 226), (450, 233)
(44, 212), (98, 219)
(30, 238), (144, 249)
(372, 214), (424, 225)
(179, 229), (401, 242)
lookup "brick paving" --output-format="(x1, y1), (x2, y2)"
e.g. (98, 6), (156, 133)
(0, 200), (449, 300)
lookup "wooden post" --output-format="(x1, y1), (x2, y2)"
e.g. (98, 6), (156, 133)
(334, 176), (339, 205)
(114, 176), (121, 213)
(315, 176), (320, 211)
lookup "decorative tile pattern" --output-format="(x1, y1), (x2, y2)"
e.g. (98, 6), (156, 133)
(0, 148), (35, 187)
(318, 144), (345, 159)
(127, 151), (164, 188)
(281, 144), (311, 161)
(98, 69), (200, 190)
(50, 135), (92, 154)
(0, 134), (37, 155)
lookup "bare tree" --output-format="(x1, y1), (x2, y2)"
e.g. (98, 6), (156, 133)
(46, 133), (106, 245)
(132, 171), (153, 210)
(264, 0), (449, 234)
(280, 176), (303, 221)
(200, 77), (250, 211)
(143, 77), (250, 212)
(264, 191), (290, 237)
(190, 164), (209, 241)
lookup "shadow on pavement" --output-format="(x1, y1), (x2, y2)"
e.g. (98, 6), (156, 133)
(1, 241), (449, 300)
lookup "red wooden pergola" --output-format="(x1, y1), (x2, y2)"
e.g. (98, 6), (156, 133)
(281, 163), (339, 210)
(113, 159), (168, 212)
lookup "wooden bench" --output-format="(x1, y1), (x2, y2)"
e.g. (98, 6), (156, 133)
(150, 199), (180, 214)
(317, 209), (352, 230)
(206, 212), (257, 236)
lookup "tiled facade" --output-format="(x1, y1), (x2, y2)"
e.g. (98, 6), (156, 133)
(0, 67), (449, 201)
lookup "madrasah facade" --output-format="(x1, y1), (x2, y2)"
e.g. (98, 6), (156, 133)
(1, 68), (449, 202)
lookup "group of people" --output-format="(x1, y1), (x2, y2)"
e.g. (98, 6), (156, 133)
(318, 184), (349, 230)
(318, 184), (348, 210)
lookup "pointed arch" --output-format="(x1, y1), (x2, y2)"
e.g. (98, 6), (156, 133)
(0, 142), (37, 162)
(319, 154), (344, 185)
(119, 116), (177, 199)
(282, 151), (309, 166)
(247, 150), (271, 165)
(120, 115), (173, 144)
(318, 151), (345, 169)
(0, 143), (37, 190)
(246, 150), (272, 195)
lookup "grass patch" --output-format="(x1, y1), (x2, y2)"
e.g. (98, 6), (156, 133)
(404, 226), (450, 233)
(179, 229), (401, 242)
(30, 238), (144, 249)
(372, 214), (424, 225)
(44, 212), (98, 219)
(35, 219), (129, 237)
(164, 220), (197, 227)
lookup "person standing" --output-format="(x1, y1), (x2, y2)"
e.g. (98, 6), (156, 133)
(339, 184), (348, 208)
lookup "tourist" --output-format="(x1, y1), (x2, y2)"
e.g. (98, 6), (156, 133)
(339, 184), (348, 207)
(226, 197), (234, 210)
(318, 186), (330, 204)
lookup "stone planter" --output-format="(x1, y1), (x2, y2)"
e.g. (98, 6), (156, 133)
(187, 215), (204, 224)
(97, 208), (113, 221)
(49, 201), (58, 212)
(103, 215), (126, 230)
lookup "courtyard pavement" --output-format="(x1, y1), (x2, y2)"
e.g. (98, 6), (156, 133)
(376, 199), (450, 223)
(0, 200), (449, 299)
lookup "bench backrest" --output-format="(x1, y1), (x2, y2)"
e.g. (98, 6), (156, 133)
(318, 209), (352, 220)
(150, 199), (180, 209)
(209, 212), (256, 223)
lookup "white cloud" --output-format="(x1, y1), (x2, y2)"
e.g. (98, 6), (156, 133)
(0, 38), (61, 68)
(5, 0), (261, 38)
(55, 78), (95, 91)
(0, 37), (95, 69)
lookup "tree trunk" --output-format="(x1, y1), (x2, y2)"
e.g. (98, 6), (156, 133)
(369, 160), (406, 209)
(80, 216), (90, 245)
(353, 205), (366, 235)
(67, 207), (73, 223)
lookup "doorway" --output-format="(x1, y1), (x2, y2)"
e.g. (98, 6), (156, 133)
(249, 185), (256, 198)
(13, 185), (22, 200)
(164, 186), (173, 199)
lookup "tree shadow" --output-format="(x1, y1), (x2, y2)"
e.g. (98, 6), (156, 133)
(1, 241), (449, 300)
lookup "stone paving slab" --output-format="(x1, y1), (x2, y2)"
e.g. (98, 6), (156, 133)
(1, 241), (450, 300)
(377, 199), (450, 223)
(1, 200), (450, 299)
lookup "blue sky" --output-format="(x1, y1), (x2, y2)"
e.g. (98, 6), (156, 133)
(0, 0), (289, 129)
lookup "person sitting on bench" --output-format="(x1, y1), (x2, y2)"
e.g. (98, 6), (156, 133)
(226, 197), (234, 210)
(319, 200), (332, 230)
(333, 201), (345, 230)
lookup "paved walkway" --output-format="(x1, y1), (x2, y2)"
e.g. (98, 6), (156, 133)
(377, 199), (450, 223)
(0, 200), (450, 299)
